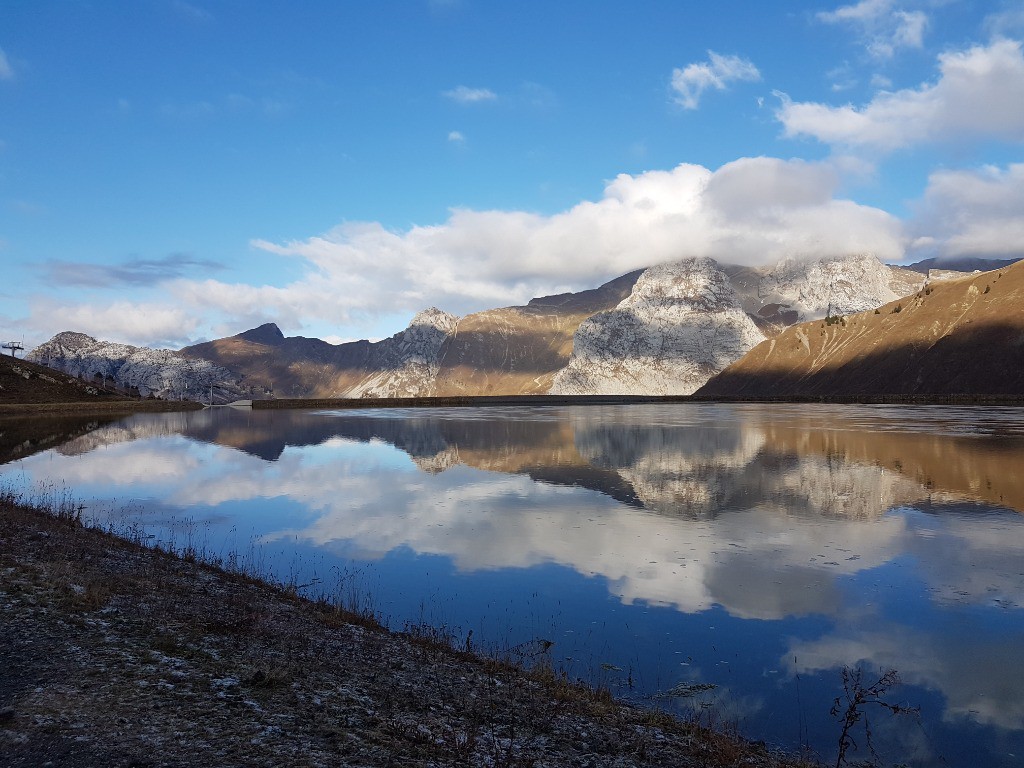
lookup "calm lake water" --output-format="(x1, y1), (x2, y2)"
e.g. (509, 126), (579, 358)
(3, 403), (1023, 766)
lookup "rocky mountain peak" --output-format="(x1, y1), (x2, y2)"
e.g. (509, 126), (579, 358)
(47, 331), (100, 351)
(756, 252), (903, 319)
(341, 308), (459, 399)
(28, 332), (249, 403)
(550, 257), (766, 396)
(409, 308), (459, 334)
(236, 323), (285, 346)
(631, 257), (738, 311)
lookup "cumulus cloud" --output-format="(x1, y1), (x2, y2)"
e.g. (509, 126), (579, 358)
(909, 163), (1024, 258)
(818, 0), (927, 59)
(670, 51), (761, 109)
(235, 159), (901, 325)
(442, 85), (497, 103)
(776, 39), (1024, 150)
(0, 46), (13, 80)
(447, 130), (465, 143)
(22, 157), (911, 346)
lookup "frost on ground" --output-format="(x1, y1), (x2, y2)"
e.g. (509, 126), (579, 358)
(0, 503), (811, 768)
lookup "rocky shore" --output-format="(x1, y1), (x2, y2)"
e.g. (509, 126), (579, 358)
(0, 500), (813, 767)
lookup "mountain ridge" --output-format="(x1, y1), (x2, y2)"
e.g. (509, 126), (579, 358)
(30, 252), (1015, 401)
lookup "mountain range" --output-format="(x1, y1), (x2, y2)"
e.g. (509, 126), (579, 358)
(698, 256), (1024, 397)
(25, 252), (1020, 401)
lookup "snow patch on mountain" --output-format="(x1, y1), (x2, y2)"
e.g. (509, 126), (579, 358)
(550, 258), (766, 396)
(28, 331), (247, 403)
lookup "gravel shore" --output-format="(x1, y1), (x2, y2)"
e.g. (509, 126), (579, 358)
(0, 501), (813, 767)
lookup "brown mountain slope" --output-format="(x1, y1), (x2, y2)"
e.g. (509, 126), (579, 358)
(433, 270), (641, 395)
(698, 259), (1024, 397)
(182, 325), (376, 398)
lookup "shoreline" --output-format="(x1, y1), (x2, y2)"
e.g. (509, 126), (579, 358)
(0, 499), (814, 767)
(0, 399), (205, 416)
(255, 393), (1024, 410)
(3, 392), (1022, 418)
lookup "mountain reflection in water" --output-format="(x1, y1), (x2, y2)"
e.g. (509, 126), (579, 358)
(3, 403), (1023, 767)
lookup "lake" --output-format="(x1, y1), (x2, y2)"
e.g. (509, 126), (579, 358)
(2, 402), (1023, 766)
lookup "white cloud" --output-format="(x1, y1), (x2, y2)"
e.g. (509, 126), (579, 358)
(670, 51), (761, 109)
(819, 0), (892, 24)
(788, 625), (1024, 730)
(181, 157), (903, 335)
(909, 163), (1024, 258)
(23, 157), (915, 345)
(984, 6), (1024, 37)
(29, 299), (198, 348)
(0, 46), (14, 81)
(447, 130), (465, 143)
(776, 39), (1024, 150)
(817, 0), (927, 59)
(827, 63), (858, 92)
(442, 85), (497, 103)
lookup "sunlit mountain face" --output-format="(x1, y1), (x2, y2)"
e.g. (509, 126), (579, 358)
(4, 403), (1024, 767)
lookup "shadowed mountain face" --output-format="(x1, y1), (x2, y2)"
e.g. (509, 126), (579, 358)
(699, 259), (1024, 397)
(181, 329), (376, 399)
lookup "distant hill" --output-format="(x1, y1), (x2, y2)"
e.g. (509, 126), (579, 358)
(698, 259), (1024, 397)
(900, 256), (1022, 275)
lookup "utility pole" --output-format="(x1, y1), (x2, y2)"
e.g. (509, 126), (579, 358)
(2, 340), (24, 358)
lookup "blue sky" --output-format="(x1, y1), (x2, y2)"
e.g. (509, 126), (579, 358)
(2, 0), (1023, 349)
